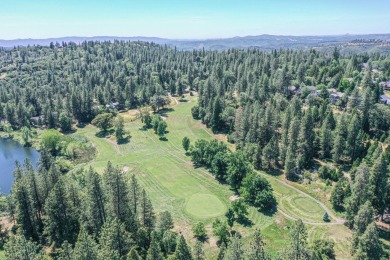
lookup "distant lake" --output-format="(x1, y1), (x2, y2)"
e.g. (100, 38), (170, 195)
(0, 138), (40, 195)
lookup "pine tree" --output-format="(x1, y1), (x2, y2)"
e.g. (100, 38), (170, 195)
(193, 241), (205, 260)
(129, 174), (141, 216)
(127, 247), (141, 260)
(345, 163), (371, 227)
(247, 229), (269, 260)
(99, 218), (133, 260)
(13, 177), (39, 241)
(84, 167), (106, 236)
(25, 161), (44, 233)
(261, 136), (278, 170)
(280, 106), (292, 164)
(174, 235), (193, 260)
(146, 232), (164, 260)
(320, 114), (333, 159)
(346, 112), (362, 163)
(354, 223), (382, 259)
(162, 230), (178, 256)
(225, 208), (235, 228)
(58, 241), (73, 260)
(330, 178), (351, 211)
(44, 178), (79, 245)
(284, 147), (296, 180)
(224, 235), (244, 260)
(103, 162), (137, 234)
(332, 113), (348, 163)
(115, 116), (126, 143)
(211, 96), (223, 132)
(4, 234), (43, 259)
(284, 219), (311, 259)
(73, 228), (99, 260)
(139, 189), (155, 232)
(158, 211), (174, 232)
(297, 110), (314, 169)
(369, 154), (389, 218)
(352, 201), (374, 252)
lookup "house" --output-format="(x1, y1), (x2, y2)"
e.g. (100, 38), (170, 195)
(379, 81), (390, 91)
(330, 92), (344, 104)
(307, 86), (320, 96)
(105, 102), (121, 110)
(287, 86), (297, 96)
(30, 115), (45, 126)
(380, 95), (390, 105)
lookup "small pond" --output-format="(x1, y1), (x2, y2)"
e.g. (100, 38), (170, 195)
(0, 138), (40, 194)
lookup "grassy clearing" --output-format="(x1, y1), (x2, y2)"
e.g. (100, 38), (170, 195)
(73, 95), (352, 258)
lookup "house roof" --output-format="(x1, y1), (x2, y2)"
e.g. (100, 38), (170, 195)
(380, 94), (390, 101)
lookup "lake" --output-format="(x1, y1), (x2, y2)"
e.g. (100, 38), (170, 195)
(0, 138), (40, 194)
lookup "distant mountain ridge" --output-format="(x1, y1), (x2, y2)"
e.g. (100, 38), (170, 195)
(2, 34), (390, 53)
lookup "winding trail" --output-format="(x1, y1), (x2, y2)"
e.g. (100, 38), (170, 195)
(257, 170), (345, 225)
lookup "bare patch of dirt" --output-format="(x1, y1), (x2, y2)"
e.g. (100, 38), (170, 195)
(0, 73), (7, 79)
(275, 214), (287, 228)
(123, 166), (130, 172)
(0, 216), (14, 233)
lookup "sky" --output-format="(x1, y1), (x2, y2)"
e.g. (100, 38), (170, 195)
(1, 0), (389, 40)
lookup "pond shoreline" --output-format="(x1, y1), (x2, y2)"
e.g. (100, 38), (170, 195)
(0, 137), (40, 195)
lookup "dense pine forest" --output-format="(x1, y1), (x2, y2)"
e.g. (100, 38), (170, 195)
(0, 41), (390, 259)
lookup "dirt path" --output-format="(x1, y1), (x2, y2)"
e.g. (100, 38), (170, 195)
(258, 171), (345, 224)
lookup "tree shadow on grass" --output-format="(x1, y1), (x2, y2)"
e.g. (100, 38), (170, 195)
(62, 129), (77, 135)
(158, 108), (175, 117)
(196, 235), (209, 244)
(117, 135), (131, 145)
(230, 230), (242, 238)
(95, 129), (114, 138)
(236, 217), (253, 227)
(76, 122), (87, 128)
(264, 168), (284, 177)
(260, 205), (278, 218)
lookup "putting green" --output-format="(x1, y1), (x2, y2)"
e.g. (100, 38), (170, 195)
(185, 193), (226, 218)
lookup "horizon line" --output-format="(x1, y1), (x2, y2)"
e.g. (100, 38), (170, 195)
(1, 32), (390, 42)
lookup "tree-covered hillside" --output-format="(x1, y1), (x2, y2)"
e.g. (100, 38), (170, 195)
(0, 41), (389, 259)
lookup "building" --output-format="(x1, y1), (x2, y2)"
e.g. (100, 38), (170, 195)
(105, 102), (120, 109)
(330, 92), (344, 104)
(380, 94), (390, 105)
(328, 88), (344, 104)
(380, 81), (390, 91)
(30, 115), (45, 126)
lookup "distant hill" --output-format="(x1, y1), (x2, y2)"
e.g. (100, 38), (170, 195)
(2, 34), (390, 53)
(0, 36), (169, 48)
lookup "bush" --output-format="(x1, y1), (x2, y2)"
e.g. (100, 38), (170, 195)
(40, 129), (62, 154)
(191, 106), (200, 119)
(192, 222), (206, 239)
(318, 166), (339, 182)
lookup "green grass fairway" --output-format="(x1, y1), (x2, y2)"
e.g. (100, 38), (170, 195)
(73, 95), (351, 258)
(263, 176), (326, 223)
(0, 250), (4, 260)
(185, 193), (226, 218)
(75, 98), (233, 225)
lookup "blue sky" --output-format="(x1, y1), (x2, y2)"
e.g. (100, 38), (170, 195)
(1, 0), (389, 39)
